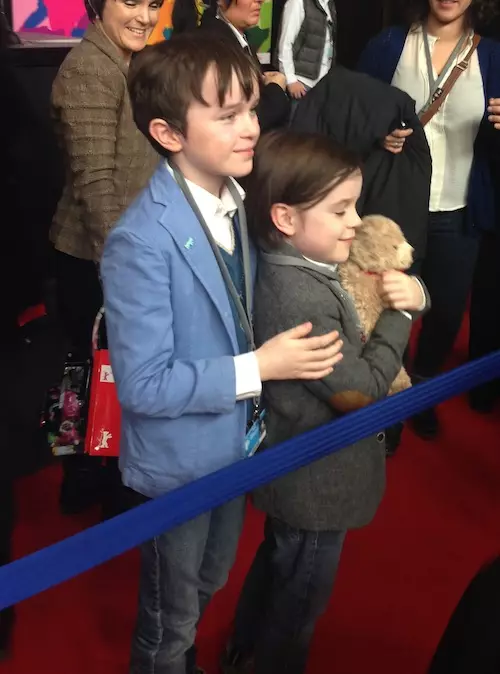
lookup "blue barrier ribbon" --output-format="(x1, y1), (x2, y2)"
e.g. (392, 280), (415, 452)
(1, 352), (499, 610)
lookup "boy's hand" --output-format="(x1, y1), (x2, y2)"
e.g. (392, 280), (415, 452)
(379, 271), (425, 311)
(256, 323), (343, 381)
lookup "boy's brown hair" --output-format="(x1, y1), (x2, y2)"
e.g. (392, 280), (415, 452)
(246, 131), (362, 247)
(128, 32), (261, 156)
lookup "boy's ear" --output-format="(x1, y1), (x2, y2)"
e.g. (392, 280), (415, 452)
(149, 118), (183, 153)
(270, 203), (297, 237)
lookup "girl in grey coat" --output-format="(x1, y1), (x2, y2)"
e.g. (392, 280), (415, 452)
(222, 131), (430, 674)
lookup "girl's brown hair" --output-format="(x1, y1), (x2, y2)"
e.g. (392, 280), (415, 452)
(246, 131), (362, 247)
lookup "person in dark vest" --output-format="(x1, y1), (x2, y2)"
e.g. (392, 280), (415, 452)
(276, 0), (336, 101)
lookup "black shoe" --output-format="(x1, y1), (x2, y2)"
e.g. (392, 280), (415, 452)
(411, 407), (439, 441)
(0, 607), (15, 660)
(220, 647), (254, 674)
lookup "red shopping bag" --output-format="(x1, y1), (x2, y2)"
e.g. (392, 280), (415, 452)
(84, 309), (121, 457)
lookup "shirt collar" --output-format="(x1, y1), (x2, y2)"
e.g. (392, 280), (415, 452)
(216, 13), (249, 49)
(303, 255), (338, 273)
(166, 160), (245, 220)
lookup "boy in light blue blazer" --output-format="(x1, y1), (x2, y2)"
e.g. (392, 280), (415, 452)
(100, 33), (343, 674)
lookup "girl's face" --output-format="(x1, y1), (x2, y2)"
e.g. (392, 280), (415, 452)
(100, 0), (162, 58)
(428, 0), (472, 27)
(273, 171), (363, 265)
(220, 0), (264, 31)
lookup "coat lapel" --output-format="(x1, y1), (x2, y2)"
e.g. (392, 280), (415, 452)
(152, 164), (239, 353)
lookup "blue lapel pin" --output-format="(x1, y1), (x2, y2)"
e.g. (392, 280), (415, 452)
(184, 237), (194, 250)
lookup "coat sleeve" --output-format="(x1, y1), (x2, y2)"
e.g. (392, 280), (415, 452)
(306, 305), (412, 412)
(257, 82), (291, 132)
(357, 27), (398, 84)
(52, 64), (124, 261)
(101, 229), (238, 418)
(256, 268), (412, 413)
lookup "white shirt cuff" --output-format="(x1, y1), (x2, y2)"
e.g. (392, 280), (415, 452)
(286, 77), (298, 85)
(400, 310), (412, 320)
(411, 276), (427, 311)
(234, 352), (262, 401)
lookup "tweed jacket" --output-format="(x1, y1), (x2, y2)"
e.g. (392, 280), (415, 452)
(50, 23), (159, 262)
(252, 243), (428, 531)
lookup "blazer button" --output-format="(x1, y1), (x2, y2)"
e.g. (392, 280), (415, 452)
(377, 432), (385, 443)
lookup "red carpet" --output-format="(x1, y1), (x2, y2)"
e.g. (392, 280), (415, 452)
(2, 329), (500, 674)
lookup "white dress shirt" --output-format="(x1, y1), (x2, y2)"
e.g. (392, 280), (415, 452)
(391, 26), (484, 212)
(166, 162), (262, 402)
(278, 0), (333, 88)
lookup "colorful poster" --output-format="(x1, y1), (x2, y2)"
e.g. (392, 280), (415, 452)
(13, 0), (89, 36)
(11, 0), (271, 55)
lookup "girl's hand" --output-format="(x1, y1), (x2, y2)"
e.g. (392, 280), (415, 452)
(379, 271), (425, 311)
(488, 98), (500, 130)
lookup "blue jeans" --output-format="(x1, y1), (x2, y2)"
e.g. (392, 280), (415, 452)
(230, 517), (345, 674)
(130, 497), (245, 674)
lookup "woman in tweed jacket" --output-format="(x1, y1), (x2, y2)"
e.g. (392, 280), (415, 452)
(51, 0), (161, 517)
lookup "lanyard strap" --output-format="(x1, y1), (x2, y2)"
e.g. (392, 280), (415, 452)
(420, 28), (469, 116)
(172, 166), (255, 352)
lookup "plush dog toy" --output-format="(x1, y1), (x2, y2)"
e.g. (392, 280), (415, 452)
(338, 214), (414, 395)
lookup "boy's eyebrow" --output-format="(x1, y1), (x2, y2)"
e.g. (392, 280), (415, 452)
(220, 95), (260, 110)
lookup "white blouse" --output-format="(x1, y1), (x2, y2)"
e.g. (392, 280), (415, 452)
(392, 26), (484, 212)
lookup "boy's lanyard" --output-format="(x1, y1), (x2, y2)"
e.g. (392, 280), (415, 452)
(171, 165), (255, 353)
(420, 28), (468, 115)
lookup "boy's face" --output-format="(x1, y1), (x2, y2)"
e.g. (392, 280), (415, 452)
(283, 172), (363, 265)
(174, 66), (261, 194)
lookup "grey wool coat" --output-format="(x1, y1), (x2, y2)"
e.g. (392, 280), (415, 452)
(252, 243), (429, 532)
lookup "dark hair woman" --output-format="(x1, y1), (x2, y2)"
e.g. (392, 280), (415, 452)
(358, 0), (500, 440)
(51, 0), (162, 517)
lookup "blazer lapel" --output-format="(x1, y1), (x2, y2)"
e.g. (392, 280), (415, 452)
(153, 166), (239, 353)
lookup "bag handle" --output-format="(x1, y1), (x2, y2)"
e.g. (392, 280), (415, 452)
(91, 308), (105, 353)
(419, 34), (481, 127)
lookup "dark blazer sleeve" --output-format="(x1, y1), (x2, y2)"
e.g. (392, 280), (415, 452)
(257, 82), (290, 132)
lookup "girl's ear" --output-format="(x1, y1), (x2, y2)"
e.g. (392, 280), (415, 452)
(270, 203), (298, 237)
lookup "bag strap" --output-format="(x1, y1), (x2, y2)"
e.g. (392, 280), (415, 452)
(419, 34), (481, 127)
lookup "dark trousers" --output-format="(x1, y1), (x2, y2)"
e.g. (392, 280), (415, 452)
(130, 497), (246, 674)
(469, 232), (500, 401)
(54, 250), (103, 358)
(54, 250), (122, 516)
(413, 209), (479, 378)
(230, 517), (345, 674)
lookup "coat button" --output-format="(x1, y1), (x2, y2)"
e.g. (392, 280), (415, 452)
(377, 432), (385, 443)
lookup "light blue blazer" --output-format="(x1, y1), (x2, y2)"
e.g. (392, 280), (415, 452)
(101, 162), (256, 498)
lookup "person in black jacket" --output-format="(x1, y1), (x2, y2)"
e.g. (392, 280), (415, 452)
(173, 0), (291, 132)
